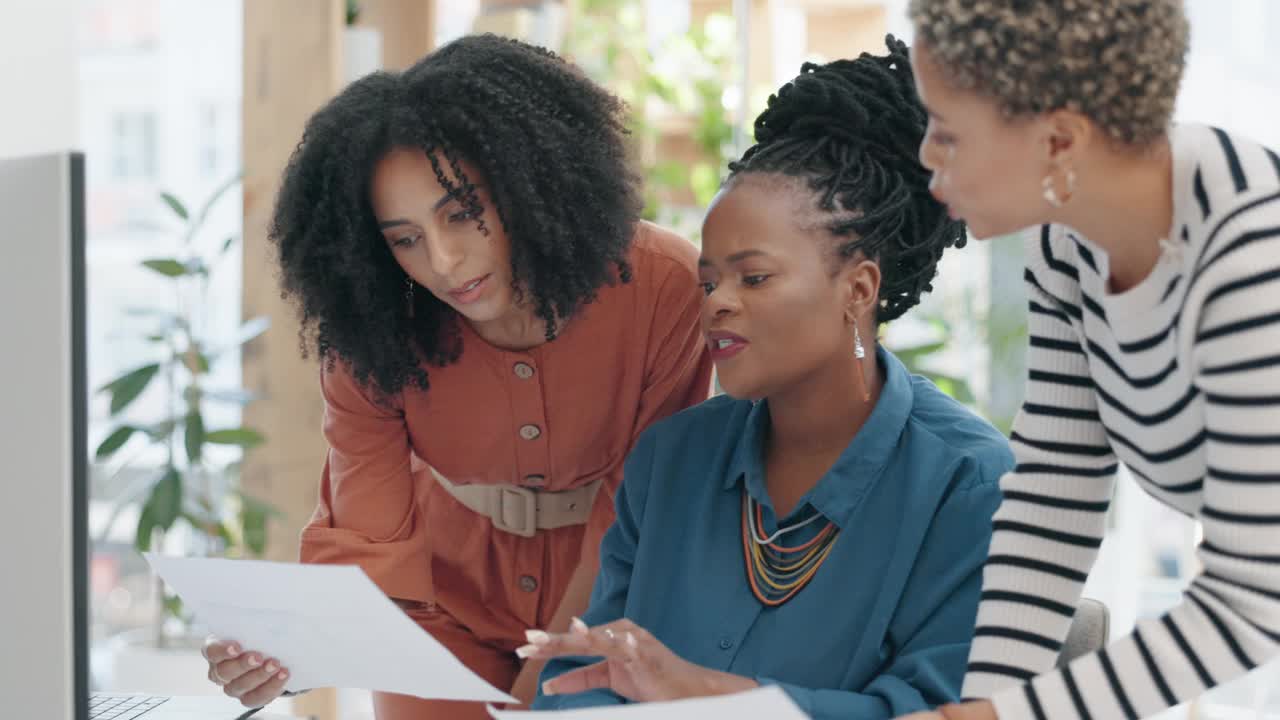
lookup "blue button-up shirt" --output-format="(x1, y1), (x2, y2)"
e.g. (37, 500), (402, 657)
(535, 348), (1013, 718)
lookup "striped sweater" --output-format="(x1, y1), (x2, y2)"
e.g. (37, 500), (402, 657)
(966, 123), (1280, 719)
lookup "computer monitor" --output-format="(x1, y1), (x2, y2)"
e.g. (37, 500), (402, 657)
(0, 151), (90, 720)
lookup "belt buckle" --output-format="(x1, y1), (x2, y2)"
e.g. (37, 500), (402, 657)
(493, 485), (538, 537)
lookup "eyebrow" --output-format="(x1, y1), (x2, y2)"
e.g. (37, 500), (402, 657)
(376, 190), (460, 230)
(698, 249), (769, 266)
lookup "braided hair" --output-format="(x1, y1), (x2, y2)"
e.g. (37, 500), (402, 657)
(727, 35), (966, 323)
(270, 34), (642, 396)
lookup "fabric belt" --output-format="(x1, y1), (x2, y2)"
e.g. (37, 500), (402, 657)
(428, 466), (602, 538)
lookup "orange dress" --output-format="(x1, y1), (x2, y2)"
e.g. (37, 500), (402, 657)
(298, 222), (712, 717)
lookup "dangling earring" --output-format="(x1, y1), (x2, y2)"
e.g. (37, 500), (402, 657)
(1042, 166), (1077, 208)
(405, 277), (415, 318)
(853, 323), (871, 403)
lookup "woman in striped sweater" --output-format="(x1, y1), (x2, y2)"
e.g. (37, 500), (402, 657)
(898, 2), (1280, 719)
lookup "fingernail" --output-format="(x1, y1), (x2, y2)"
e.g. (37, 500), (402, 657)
(515, 644), (538, 659)
(525, 629), (551, 646)
(542, 680), (557, 696)
(266, 662), (279, 673)
(278, 670), (289, 680)
(228, 645), (240, 657)
(570, 617), (589, 635)
(625, 631), (638, 649)
(247, 655), (260, 667)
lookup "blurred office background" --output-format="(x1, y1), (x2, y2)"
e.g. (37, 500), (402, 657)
(4, 1), (1279, 718)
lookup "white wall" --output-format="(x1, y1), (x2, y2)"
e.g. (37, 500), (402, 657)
(0, 0), (79, 158)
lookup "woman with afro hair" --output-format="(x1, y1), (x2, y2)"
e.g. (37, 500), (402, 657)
(200, 34), (712, 718)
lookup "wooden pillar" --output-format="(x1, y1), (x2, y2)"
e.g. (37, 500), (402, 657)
(804, 3), (886, 62)
(242, 2), (344, 718)
(243, 3), (439, 717)
(356, 0), (438, 70)
(474, 0), (566, 50)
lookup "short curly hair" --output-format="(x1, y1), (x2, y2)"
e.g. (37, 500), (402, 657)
(908, 0), (1189, 146)
(270, 34), (642, 396)
(727, 36), (967, 323)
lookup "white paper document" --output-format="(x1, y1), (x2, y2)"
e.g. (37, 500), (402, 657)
(144, 554), (515, 703)
(486, 685), (811, 719)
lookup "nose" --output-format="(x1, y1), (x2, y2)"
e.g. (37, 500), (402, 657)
(918, 135), (938, 174)
(426, 233), (465, 277)
(928, 173), (945, 203)
(700, 285), (740, 326)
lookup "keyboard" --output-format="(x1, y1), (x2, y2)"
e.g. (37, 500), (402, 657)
(89, 694), (170, 720)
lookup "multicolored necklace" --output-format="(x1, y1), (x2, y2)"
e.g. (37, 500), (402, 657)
(741, 489), (840, 607)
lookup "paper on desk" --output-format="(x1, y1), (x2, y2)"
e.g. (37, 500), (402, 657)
(487, 685), (810, 719)
(144, 554), (515, 704)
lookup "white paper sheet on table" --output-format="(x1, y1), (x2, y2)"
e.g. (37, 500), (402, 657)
(144, 553), (515, 704)
(486, 685), (811, 719)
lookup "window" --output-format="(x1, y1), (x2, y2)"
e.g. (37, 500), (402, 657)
(110, 111), (156, 180)
(199, 104), (220, 176)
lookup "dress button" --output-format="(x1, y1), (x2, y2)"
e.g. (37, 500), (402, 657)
(524, 474), (547, 487)
(519, 575), (539, 593)
(519, 424), (542, 440)
(718, 636), (734, 650)
(513, 362), (535, 379)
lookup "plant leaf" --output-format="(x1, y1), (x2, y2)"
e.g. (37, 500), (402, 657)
(895, 340), (947, 367)
(146, 418), (177, 441)
(145, 467), (183, 531)
(233, 316), (270, 347)
(689, 162), (719, 207)
(163, 594), (185, 620)
(205, 428), (265, 449)
(95, 425), (140, 460)
(238, 491), (283, 556)
(101, 363), (160, 415)
(208, 316), (270, 361)
(184, 410), (205, 463)
(241, 503), (270, 555)
(134, 505), (157, 552)
(125, 306), (173, 317)
(141, 259), (189, 278)
(203, 388), (258, 406)
(160, 192), (189, 221)
(186, 172), (241, 242)
(181, 511), (233, 548)
(182, 344), (210, 375)
(237, 492), (282, 518)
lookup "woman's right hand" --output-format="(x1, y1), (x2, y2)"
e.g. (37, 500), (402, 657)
(202, 635), (292, 708)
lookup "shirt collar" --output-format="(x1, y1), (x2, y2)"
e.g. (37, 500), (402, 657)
(722, 346), (915, 529)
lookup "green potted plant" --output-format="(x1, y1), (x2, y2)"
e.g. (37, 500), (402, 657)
(94, 173), (277, 647)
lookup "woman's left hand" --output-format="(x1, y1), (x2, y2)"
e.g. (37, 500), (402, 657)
(518, 617), (759, 702)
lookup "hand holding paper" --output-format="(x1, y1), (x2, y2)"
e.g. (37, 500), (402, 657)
(144, 554), (515, 704)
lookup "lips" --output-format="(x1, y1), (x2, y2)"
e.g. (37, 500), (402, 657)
(448, 274), (491, 304)
(706, 330), (748, 361)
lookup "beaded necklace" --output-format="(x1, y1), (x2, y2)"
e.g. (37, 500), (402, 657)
(741, 490), (840, 606)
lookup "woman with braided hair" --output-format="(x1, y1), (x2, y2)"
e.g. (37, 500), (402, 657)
(197, 34), (712, 719)
(524, 37), (1014, 717)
